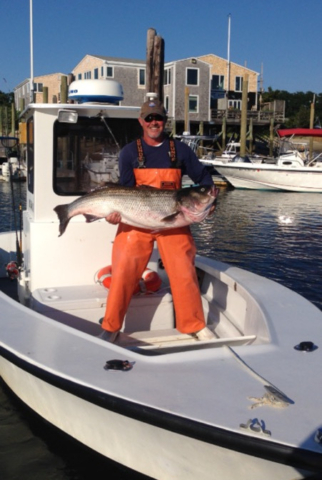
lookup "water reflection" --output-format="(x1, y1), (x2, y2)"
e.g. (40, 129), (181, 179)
(191, 189), (322, 310)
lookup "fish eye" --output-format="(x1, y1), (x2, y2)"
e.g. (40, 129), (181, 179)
(200, 187), (205, 193)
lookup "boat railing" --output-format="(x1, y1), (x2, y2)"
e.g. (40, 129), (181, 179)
(307, 152), (322, 167)
(211, 109), (285, 123)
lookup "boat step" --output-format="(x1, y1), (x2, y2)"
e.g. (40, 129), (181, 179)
(118, 328), (256, 351)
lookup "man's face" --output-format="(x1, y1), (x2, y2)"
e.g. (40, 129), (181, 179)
(139, 114), (165, 142)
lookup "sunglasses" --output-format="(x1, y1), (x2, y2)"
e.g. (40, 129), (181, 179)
(144, 114), (165, 123)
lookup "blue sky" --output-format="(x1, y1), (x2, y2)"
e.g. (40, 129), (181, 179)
(2, 0), (322, 95)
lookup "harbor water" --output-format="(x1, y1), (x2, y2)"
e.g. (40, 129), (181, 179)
(1, 180), (322, 479)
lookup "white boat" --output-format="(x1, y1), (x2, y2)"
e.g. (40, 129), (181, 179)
(1, 82), (322, 479)
(207, 129), (322, 192)
(217, 140), (262, 162)
(1, 157), (27, 182)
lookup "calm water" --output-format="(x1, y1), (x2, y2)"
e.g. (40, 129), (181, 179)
(1, 181), (322, 479)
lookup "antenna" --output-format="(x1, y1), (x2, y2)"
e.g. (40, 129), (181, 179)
(227, 14), (231, 93)
(29, 0), (34, 102)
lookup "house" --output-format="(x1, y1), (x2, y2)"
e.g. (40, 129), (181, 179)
(164, 57), (211, 127)
(198, 53), (258, 112)
(14, 53), (261, 133)
(71, 54), (212, 132)
(14, 73), (68, 110)
(72, 54), (147, 107)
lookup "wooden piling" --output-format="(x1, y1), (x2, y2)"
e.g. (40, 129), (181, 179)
(146, 28), (156, 94)
(184, 87), (190, 133)
(248, 117), (253, 153)
(239, 74), (248, 157)
(43, 86), (48, 103)
(152, 35), (164, 103)
(146, 28), (164, 102)
(309, 99), (315, 160)
(221, 116), (226, 150)
(60, 75), (68, 103)
(19, 98), (25, 112)
(269, 118), (274, 157)
(11, 103), (15, 137)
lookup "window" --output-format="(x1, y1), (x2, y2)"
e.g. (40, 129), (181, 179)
(78, 73), (82, 80)
(211, 75), (225, 90)
(84, 71), (91, 79)
(235, 76), (243, 92)
(186, 68), (199, 86)
(139, 68), (145, 86)
(94, 68), (99, 79)
(189, 95), (198, 113)
(105, 66), (113, 77)
(228, 100), (242, 110)
(34, 83), (43, 92)
(164, 69), (171, 85)
(53, 117), (141, 195)
(164, 95), (169, 112)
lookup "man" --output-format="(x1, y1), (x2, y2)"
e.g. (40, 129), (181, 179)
(100, 98), (216, 342)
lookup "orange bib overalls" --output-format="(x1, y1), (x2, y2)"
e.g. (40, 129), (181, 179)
(101, 143), (207, 334)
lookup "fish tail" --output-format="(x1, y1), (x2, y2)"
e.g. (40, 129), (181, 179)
(53, 204), (70, 237)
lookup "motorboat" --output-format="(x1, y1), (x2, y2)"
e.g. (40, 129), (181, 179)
(0, 137), (27, 182)
(208, 129), (322, 192)
(1, 82), (322, 480)
(1, 157), (27, 182)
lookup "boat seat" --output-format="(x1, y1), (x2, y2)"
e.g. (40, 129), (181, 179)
(31, 284), (175, 333)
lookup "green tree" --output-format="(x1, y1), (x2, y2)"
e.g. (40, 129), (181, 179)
(262, 88), (321, 127)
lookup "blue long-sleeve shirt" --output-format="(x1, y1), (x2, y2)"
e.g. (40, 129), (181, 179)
(119, 137), (213, 187)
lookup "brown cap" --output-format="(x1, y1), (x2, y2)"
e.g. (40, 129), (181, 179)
(140, 99), (167, 119)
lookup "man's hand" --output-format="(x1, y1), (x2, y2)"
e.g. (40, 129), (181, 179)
(105, 212), (122, 224)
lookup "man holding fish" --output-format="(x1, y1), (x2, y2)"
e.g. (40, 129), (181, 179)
(100, 98), (217, 342)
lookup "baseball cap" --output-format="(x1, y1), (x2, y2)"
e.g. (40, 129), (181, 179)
(140, 99), (167, 119)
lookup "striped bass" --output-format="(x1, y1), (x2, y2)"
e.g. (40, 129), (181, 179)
(54, 184), (218, 236)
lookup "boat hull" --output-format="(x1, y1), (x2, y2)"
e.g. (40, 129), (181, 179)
(214, 163), (322, 192)
(0, 353), (314, 480)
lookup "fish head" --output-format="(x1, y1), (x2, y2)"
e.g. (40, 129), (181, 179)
(177, 185), (218, 223)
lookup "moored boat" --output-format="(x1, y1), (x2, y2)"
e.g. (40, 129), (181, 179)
(208, 129), (322, 192)
(1, 82), (322, 480)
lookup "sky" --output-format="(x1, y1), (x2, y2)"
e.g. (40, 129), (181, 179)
(2, 0), (322, 95)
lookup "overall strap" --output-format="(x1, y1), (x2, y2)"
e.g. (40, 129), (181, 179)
(168, 139), (177, 167)
(136, 139), (146, 168)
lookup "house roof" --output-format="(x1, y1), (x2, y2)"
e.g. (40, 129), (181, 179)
(72, 54), (146, 71)
(198, 53), (259, 74)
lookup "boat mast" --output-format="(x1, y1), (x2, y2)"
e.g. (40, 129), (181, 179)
(226, 14), (231, 115)
(29, 0), (34, 103)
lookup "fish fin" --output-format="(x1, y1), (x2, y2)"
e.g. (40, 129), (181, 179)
(53, 204), (70, 237)
(161, 212), (180, 223)
(83, 214), (101, 223)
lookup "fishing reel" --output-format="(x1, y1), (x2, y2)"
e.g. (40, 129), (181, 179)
(5, 261), (19, 280)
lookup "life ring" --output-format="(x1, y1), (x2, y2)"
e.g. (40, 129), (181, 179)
(95, 265), (162, 294)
